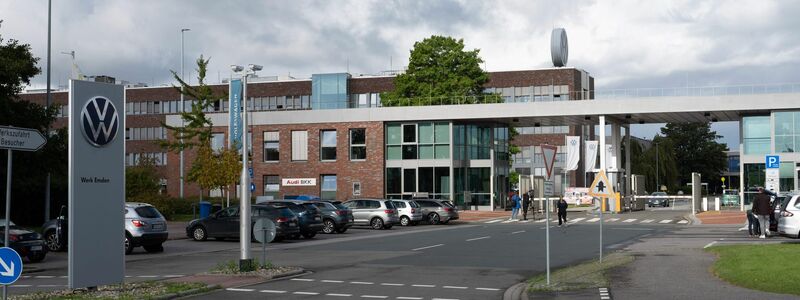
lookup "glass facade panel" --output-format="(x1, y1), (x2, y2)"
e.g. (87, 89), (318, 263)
(311, 73), (349, 110)
(320, 130), (337, 161)
(743, 116), (770, 155)
(743, 163), (765, 205)
(775, 112), (793, 135)
(386, 168), (401, 194)
(434, 145), (450, 159)
(350, 128), (366, 160)
(403, 169), (416, 193)
(435, 123), (449, 143)
(387, 124), (401, 145)
(418, 167), (434, 193)
(387, 145), (401, 160)
(419, 145), (434, 159)
(320, 175), (337, 200)
(403, 124), (416, 143)
(776, 136), (795, 153)
(419, 123), (434, 144)
(434, 167), (450, 194)
(402, 145), (418, 160)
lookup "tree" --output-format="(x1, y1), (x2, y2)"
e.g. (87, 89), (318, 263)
(380, 35), (499, 106)
(125, 157), (161, 199)
(661, 122), (728, 192)
(630, 136), (680, 193)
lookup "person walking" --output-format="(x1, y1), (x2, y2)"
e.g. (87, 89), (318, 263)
(746, 209), (760, 238)
(522, 191), (531, 220)
(509, 191), (521, 220)
(557, 197), (569, 227)
(752, 187), (772, 239)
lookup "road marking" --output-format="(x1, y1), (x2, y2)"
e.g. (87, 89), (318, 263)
(34, 275), (55, 278)
(520, 220), (531, 223)
(586, 218), (600, 223)
(623, 219), (637, 223)
(351, 281), (374, 285)
(485, 219), (502, 224)
(704, 241), (718, 249)
(432, 298), (461, 300)
(569, 218), (586, 223)
(476, 287), (501, 291)
(260, 290), (287, 293)
(322, 280), (345, 283)
(466, 236), (491, 242)
(326, 293), (352, 297)
(11, 285), (31, 287)
(294, 291), (320, 295)
(397, 297), (423, 300)
(162, 275), (184, 278)
(678, 220), (689, 224)
(226, 288), (255, 292)
(640, 219), (655, 223)
(535, 219), (548, 223)
(659, 220), (673, 224)
(443, 285), (468, 289)
(412, 244), (444, 251)
(360, 295), (388, 299)
(501, 219), (519, 223)
(38, 284), (62, 287)
(412, 284), (436, 288)
(138, 275), (159, 278)
(511, 230), (526, 234)
(606, 218), (619, 222)
(291, 278), (315, 282)
(380, 283), (404, 286)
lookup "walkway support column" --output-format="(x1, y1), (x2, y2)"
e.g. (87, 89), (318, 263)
(625, 125), (631, 197)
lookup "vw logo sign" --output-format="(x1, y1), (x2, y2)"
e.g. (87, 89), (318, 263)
(80, 96), (119, 147)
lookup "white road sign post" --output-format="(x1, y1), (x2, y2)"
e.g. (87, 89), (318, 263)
(540, 144), (558, 286)
(589, 170), (614, 263)
(0, 126), (47, 299)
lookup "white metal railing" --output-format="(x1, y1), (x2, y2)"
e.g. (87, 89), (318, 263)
(593, 83), (800, 100)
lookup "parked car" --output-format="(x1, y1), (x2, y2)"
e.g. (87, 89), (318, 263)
(42, 203), (169, 255)
(721, 189), (740, 206)
(648, 192), (669, 207)
(310, 201), (354, 234)
(391, 200), (423, 226)
(341, 199), (399, 229)
(770, 195), (786, 233)
(261, 200), (324, 239)
(777, 194), (800, 238)
(416, 199), (459, 225)
(0, 220), (47, 262)
(186, 204), (300, 242)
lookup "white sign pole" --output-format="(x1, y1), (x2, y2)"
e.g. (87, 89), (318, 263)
(598, 116), (606, 264)
(3, 149), (10, 300)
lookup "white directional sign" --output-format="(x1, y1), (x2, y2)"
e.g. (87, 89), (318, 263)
(0, 126), (46, 152)
(0, 247), (22, 285)
(541, 144), (558, 180)
(588, 170), (615, 198)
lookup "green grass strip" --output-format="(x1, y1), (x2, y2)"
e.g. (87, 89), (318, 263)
(706, 243), (800, 296)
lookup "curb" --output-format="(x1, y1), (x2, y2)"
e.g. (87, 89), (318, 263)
(153, 284), (220, 300)
(684, 212), (702, 225)
(503, 282), (529, 300)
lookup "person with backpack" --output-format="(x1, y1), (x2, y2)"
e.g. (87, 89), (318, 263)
(557, 197), (569, 227)
(509, 191), (521, 220)
(522, 191), (531, 220)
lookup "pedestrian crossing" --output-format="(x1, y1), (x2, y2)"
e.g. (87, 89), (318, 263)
(483, 217), (689, 225)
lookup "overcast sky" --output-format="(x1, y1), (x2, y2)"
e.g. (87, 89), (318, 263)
(3, 0), (800, 149)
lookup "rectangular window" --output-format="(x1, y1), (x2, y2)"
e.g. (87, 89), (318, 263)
(403, 124), (416, 143)
(321, 175), (337, 200)
(743, 116), (770, 155)
(386, 168), (401, 194)
(418, 167), (434, 193)
(211, 133), (225, 152)
(263, 131), (280, 162)
(350, 128), (366, 160)
(263, 175), (280, 199)
(291, 131), (308, 161)
(403, 169), (416, 194)
(320, 130), (337, 161)
(352, 182), (362, 196)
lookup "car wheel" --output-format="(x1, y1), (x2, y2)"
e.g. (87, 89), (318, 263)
(44, 230), (63, 252)
(124, 234), (134, 255)
(302, 232), (317, 239)
(27, 252), (46, 263)
(322, 219), (336, 234)
(428, 213), (440, 225)
(400, 216), (411, 226)
(335, 227), (348, 233)
(192, 226), (208, 241)
(143, 244), (164, 253)
(371, 217), (384, 230)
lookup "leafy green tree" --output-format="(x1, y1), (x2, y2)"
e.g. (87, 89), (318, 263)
(125, 157), (161, 199)
(630, 136), (680, 193)
(661, 122), (728, 192)
(380, 35), (499, 106)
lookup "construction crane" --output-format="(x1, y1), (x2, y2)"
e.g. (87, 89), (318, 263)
(61, 50), (86, 80)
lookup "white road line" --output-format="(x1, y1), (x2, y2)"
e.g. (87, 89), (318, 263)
(704, 241), (718, 249)
(623, 219), (637, 223)
(569, 217), (586, 223)
(659, 220), (673, 224)
(326, 293), (352, 297)
(294, 291), (320, 295)
(511, 230), (526, 234)
(432, 298), (461, 300)
(606, 218), (619, 222)
(586, 218), (600, 223)
(678, 220), (689, 224)
(35, 275), (55, 278)
(125, 275), (132, 278)
(519, 220), (531, 223)
(443, 285), (468, 289)
(485, 219), (502, 224)
(226, 288), (255, 292)
(380, 283), (404, 286)
(640, 219), (655, 223)
(260, 290), (287, 293)
(601, 297), (610, 300)
(412, 284), (436, 288)
(322, 280), (345, 283)
(351, 281), (374, 285)
(535, 219), (548, 223)
(397, 297), (423, 300)
(162, 275), (184, 278)
(38, 284), (62, 287)
(466, 236), (491, 242)
(476, 287), (501, 291)
(412, 244), (444, 251)
(291, 278), (315, 282)
(11, 285), (31, 287)
(138, 275), (159, 278)
(20, 276), (29, 279)
(360, 295), (388, 299)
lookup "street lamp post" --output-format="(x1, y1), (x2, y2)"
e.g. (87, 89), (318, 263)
(44, 0), (52, 223)
(231, 64), (262, 271)
(655, 140), (659, 192)
(179, 28), (190, 199)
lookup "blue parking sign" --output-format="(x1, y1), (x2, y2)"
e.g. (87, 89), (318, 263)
(766, 155), (780, 169)
(0, 247), (23, 285)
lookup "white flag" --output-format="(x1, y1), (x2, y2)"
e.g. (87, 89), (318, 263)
(565, 136), (580, 171)
(605, 145), (618, 169)
(584, 141), (598, 172)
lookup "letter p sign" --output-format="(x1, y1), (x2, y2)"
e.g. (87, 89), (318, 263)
(766, 155), (780, 169)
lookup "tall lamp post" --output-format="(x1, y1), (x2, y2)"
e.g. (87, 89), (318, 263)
(179, 28), (190, 199)
(655, 140), (659, 192)
(231, 63), (262, 271)
(44, 0), (52, 223)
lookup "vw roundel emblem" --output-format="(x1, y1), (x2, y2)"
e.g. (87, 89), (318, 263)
(80, 96), (119, 147)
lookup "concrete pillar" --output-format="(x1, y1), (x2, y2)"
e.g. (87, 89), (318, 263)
(599, 116), (606, 172)
(625, 126), (632, 196)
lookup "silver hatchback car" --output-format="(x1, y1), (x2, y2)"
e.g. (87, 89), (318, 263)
(777, 194), (800, 238)
(416, 199), (459, 225)
(342, 199), (399, 230)
(125, 202), (168, 254)
(391, 200), (423, 226)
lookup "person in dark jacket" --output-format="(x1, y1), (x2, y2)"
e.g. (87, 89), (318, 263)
(746, 209), (760, 237)
(557, 198), (569, 227)
(522, 192), (531, 220)
(752, 188), (772, 239)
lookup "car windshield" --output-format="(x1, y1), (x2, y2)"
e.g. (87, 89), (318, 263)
(134, 206), (163, 218)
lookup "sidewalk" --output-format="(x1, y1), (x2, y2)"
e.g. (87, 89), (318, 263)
(696, 211), (745, 224)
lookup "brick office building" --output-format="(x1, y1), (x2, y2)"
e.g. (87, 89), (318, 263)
(20, 67), (594, 211)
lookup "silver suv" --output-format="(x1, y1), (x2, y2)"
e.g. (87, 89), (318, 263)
(125, 202), (168, 254)
(416, 199), (459, 225)
(342, 199), (399, 230)
(391, 200), (423, 226)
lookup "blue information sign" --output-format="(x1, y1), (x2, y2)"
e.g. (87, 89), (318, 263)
(248, 167), (253, 179)
(250, 183), (256, 192)
(0, 247), (22, 285)
(229, 79), (243, 150)
(766, 155), (780, 169)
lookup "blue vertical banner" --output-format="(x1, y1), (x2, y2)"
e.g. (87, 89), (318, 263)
(229, 79), (243, 150)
